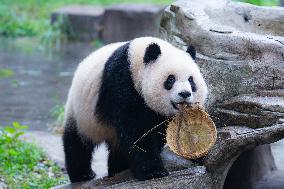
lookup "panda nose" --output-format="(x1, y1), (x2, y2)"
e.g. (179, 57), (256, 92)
(178, 91), (191, 99)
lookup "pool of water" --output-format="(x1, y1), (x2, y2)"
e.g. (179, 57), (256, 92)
(0, 37), (94, 130)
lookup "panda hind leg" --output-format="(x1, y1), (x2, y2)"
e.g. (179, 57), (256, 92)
(107, 142), (129, 177)
(63, 117), (96, 183)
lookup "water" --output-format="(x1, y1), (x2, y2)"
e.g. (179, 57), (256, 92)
(0, 37), (94, 130)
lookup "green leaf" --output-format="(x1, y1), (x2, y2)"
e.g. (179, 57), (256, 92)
(12, 122), (28, 130)
(0, 68), (14, 79)
(4, 126), (16, 134)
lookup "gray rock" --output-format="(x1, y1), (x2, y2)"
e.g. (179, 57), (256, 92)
(221, 94), (284, 113)
(160, 0), (284, 109)
(51, 5), (104, 41)
(255, 169), (284, 189)
(211, 92), (284, 189)
(102, 4), (164, 43)
(52, 124), (284, 189)
(224, 144), (276, 189)
(257, 89), (284, 97)
(271, 139), (284, 170)
(161, 146), (194, 171)
(213, 92), (284, 128)
(214, 108), (282, 128)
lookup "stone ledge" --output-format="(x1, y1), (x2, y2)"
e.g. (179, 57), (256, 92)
(102, 4), (165, 43)
(52, 5), (104, 16)
(51, 5), (104, 41)
(52, 124), (284, 189)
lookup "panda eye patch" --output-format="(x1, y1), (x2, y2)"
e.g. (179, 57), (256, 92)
(188, 76), (197, 92)
(164, 75), (176, 90)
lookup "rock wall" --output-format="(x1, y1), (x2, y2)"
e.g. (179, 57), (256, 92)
(160, 1), (284, 189)
(160, 0), (284, 109)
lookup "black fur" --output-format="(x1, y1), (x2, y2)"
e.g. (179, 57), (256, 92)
(96, 42), (169, 180)
(143, 43), (161, 65)
(106, 142), (129, 177)
(164, 74), (176, 90)
(63, 117), (96, 183)
(188, 76), (197, 92)
(186, 45), (196, 60)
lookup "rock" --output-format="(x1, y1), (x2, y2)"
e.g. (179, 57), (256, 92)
(224, 145), (276, 189)
(161, 2), (284, 188)
(52, 124), (284, 189)
(271, 139), (284, 170)
(214, 92), (284, 128)
(221, 94), (284, 113)
(257, 89), (284, 97)
(51, 5), (104, 41)
(102, 4), (164, 43)
(212, 91), (284, 189)
(160, 0), (284, 109)
(255, 169), (284, 189)
(214, 108), (281, 128)
(161, 146), (194, 171)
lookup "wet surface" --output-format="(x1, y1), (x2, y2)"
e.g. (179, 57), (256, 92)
(0, 38), (94, 130)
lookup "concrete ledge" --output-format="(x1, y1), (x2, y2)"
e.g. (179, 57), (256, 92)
(102, 4), (164, 43)
(51, 5), (104, 41)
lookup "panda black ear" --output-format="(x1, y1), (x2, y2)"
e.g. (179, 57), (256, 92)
(143, 43), (161, 65)
(186, 45), (196, 60)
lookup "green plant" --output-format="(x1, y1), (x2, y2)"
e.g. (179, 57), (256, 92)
(0, 68), (14, 79)
(237, 0), (280, 6)
(0, 0), (173, 38)
(39, 15), (72, 51)
(0, 6), (37, 37)
(0, 122), (67, 188)
(50, 104), (65, 126)
(91, 39), (105, 49)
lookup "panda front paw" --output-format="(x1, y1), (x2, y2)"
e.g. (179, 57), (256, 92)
(150, 168), (169, 178)
(135, 168), (169, 181)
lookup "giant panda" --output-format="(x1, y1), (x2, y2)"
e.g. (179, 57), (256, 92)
(63, 37), (208, 183)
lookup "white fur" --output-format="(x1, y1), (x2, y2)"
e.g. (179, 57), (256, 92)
(129, 37), (208, 116)
(65, 42), (126, 142)
(92, 142), (109, 179)
(65, 36), (208, 139)
(65, 37), (208, 174)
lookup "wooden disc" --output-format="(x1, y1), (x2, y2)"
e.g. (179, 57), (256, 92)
(166, 105), (217, 159)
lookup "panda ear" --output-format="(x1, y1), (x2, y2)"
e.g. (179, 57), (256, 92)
(186, 45), (196, 60)
(143, 43), (161, 65)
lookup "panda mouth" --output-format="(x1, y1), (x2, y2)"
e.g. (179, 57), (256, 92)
(171, 101), (190, 110)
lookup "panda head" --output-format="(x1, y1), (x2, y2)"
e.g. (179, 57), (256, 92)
(129, 37), (208, 116)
